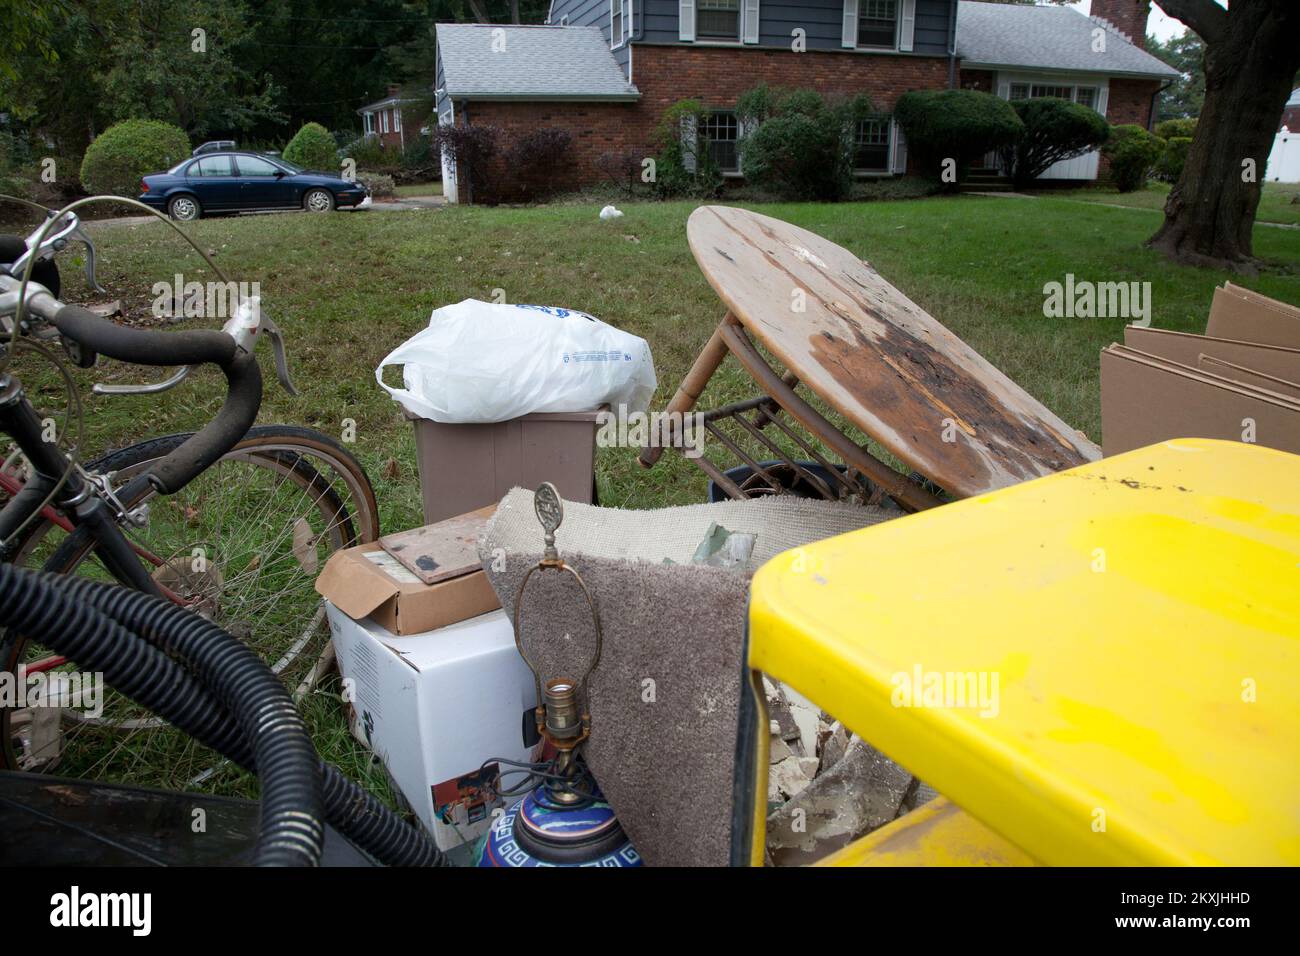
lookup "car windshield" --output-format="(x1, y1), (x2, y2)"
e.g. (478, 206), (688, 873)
(274, 158), (305, 174)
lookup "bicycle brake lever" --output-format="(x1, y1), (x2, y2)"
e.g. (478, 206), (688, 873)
(69, 221), (107, 295)
(259, 313), (299, 397)
(93, 365), (192, 395)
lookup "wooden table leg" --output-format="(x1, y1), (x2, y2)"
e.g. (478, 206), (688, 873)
(638, 313), (733, 468)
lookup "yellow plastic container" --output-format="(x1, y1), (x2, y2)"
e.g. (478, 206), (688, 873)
(743, 439), (1300, 866)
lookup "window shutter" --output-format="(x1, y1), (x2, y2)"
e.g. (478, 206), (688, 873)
(997, 77), (1011, 100)
(842, 0), (858, 49)
(680, 0), (695, 42)
(891, 120), (908, 174)
(1096, 86), (1109, 118)
(898, 0), (916, 52)
(682, 114), (698, 173)
(743, 0), (760, 44)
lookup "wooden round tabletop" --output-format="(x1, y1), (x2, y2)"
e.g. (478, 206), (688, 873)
(687, 205), (1099, 497)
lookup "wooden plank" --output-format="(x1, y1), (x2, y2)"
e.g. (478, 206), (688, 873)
(686, 206), (1098, 498)
(378, 506), (494, 586)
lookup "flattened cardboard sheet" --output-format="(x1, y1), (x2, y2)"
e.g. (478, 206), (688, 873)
(1101, 346), (1300, 457)
(1123, 326), (1300, 382)
(1206, 286), (1300, 349)
(1196, 354), (1300, 402)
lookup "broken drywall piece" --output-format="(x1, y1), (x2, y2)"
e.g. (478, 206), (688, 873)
(781, 684), (821, 758)
(770, 754), (817, 804)
(763, 678), (802, 747)
(818, 722), (851, 775)
(766, 737), (914, 866)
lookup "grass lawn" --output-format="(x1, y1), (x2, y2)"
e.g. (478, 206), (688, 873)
(394, 181), (442, 198)
(1052, 180), (1300, 227)
(10, 193), (1298, 806)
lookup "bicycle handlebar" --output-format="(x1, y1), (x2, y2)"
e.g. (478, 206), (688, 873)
(0, 277), (264, 496)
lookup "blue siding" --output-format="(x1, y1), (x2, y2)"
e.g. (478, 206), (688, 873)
(551, 0), (631, 79)
(638, 0), (953, 55)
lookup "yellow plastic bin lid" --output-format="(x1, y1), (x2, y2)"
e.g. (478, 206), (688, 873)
(749, 439), (1300, 866)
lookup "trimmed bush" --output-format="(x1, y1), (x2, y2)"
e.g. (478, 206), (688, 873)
(431, 123), (500, 203)
(79, 120), (190, 197)
(1102, 124), (1165, 192)
(1154, 117), (1197, 141)
(1156, 135), (1192, 183)
(737, 87), (873, 201)
(998, 98), (1110, 189)
(283, 122), (339, 173)
(504, 127), (572, 202)
(894, 89), (1022, 189)
(357, 171), (395, 199)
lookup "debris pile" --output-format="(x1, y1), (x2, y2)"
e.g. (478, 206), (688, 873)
(763, 679), (937, 866)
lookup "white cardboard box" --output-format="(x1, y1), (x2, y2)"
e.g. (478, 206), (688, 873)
(325, 603), (540, 851)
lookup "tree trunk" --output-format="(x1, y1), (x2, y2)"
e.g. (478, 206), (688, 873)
(1147, 0), (1300, 272)
(510, 0), (521, 25)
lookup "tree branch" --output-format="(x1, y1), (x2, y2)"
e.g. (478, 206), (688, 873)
(1155, 0), (1228, 46)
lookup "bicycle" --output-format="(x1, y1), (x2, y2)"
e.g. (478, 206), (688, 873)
(0, 196), (380, 792)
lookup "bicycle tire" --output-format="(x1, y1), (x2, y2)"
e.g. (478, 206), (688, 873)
(0, 424), (379, 789)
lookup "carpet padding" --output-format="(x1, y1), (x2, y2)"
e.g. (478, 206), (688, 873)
(480, 489), (897, 866)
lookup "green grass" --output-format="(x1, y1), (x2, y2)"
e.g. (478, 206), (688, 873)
(7, 193), (1297, 810)
(1052, 181), (1300, 227)
(394, 181), (442, 198)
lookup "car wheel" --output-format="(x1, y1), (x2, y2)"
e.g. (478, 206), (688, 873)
(168, 195), (201, 222)
(304, 189), (335, 213)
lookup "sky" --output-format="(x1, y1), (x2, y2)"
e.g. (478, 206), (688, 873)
(1068, 1), (1222, 44)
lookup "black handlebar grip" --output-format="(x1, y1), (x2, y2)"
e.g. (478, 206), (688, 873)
(146, 348), (263, 495)
(53, 303), (237, 369)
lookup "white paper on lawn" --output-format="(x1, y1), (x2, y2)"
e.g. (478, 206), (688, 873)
(376, 299), (657, 423)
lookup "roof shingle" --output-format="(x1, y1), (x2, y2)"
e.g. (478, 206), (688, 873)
(436, 24), (639, 100)
(956, 1), (1179, 79)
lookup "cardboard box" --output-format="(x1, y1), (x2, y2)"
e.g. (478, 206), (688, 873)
(1206, 285), (1300, 349)
(1100, 346), (1300, 456)
(1124, 326), (1300, 381)
(314, 534), (499, 636)
(325, 604), (541, 851)
(405, 408), (602, 524)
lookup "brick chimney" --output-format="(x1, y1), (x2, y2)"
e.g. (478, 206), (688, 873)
(386, 83), (401, 97)
(1090, 0), (1150, 50)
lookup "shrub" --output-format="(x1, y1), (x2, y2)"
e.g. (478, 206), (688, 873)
(894, 89), (1022, 189)
(651, 99), (723, 199)
(79, 120), (190, 197)
(1154, 117), (1197, 141)
(998, 98), (1110, 189)
(736, 87), (873, 201)
(357, 171), (395, 199)
(430, 124), (500, 203)
(1102, 124), (1165, 192)
(1155, 135), (1192, 183)
(282, 122), (339, 173)
(597, 149), (651, 198)
(504, 127), (572, 202)
(343, 134), (389, 168)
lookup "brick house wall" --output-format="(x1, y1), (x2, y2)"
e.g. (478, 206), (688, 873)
(455, 45), (950, 198)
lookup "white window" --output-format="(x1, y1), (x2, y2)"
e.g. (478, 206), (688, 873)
(363, 112), (374, 134)
(394, 108), (401, 132)
(611, 0), (631, 47)
(1009, 82), (1103, 114)
(854, 116), (891, 171)
(698, 0), (740, 41)
(703, 111), (740, 171)
(858, 0), (897, 48)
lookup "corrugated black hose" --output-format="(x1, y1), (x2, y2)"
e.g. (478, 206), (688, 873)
(0, 565), (446, 866)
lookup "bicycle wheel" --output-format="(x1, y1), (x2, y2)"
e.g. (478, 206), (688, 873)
(0, 424), (379, 792)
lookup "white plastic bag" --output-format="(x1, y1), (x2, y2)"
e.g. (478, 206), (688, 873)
(376, 300), (657, 423)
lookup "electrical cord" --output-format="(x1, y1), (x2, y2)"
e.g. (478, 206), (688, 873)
(480, 753), (600, 811)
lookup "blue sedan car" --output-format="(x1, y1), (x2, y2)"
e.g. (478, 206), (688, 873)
(139, 152), (370, 221)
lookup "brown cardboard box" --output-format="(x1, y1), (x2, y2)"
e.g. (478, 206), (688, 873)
(1205, 285), (1300, 349)
(315, 509), (501, 634)
(1101, 346), (1300, 457)
(1123, 326), (1300, 381)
